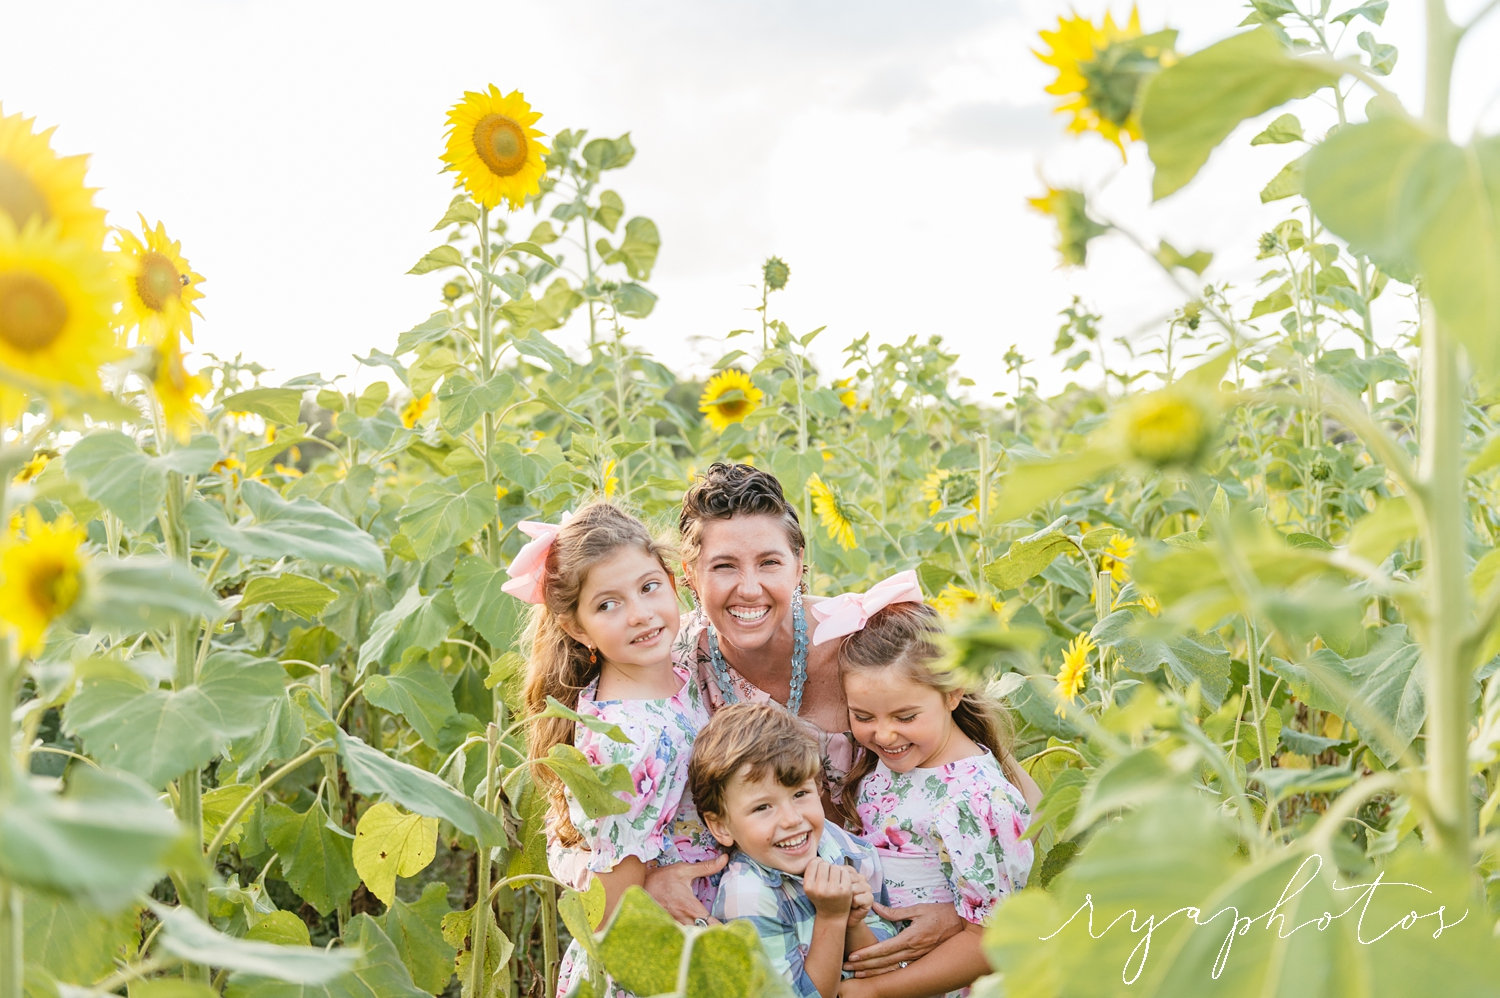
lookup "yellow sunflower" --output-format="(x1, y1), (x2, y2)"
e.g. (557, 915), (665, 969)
(1054, 633), (1095, 715)
(0, 508), (87, 656)
(0, 220), (119, 420)
(1034, 6), (1174, 156)
(808, 474), (856, 550)
(1099, 534), (1134, 585)
(401, 391), (433, 428)
(1026, 186), (1108, 267)
(1118, 386), (1216, 468)
(698, 369), (764, 433)
(442, 87), (549, 211)
(602, 458), (619, 498)
(114, 216), (204, 346)
(921, 468), (994, 534)
(13, 449), (54, 484)
(930, 583), (1005, 619)
(0, 104), (107, 247)
(151, 339), (211, 442)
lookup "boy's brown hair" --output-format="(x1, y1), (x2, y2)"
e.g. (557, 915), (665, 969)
(688, 702), (821, 820)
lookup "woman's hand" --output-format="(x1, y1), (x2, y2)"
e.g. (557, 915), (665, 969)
(843, 901), (963, 976)
(641, 853), (728, 925)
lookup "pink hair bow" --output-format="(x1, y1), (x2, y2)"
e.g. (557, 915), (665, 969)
(501, 512), (574, 605)
(809, 569), (924, 645)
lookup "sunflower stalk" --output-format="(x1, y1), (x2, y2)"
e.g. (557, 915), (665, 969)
(468, 722), (501, 998)
(477, 205), (501, 565)
(0, 631), (20, 998)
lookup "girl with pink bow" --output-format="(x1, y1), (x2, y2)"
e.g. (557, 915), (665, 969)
(809, 573), (1041, 998)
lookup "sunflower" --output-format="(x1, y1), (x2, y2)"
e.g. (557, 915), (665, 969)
(0, 508), (87, 656)
(401, 391), (433, 428)
(114, 216), (204, 346)
(151, 339), (210, 442)
(698, 369), (763, 433)
(1118, 386), (1216, 468)
(13, 449), (54, 484)
(1054, 633), (1095, 716)
(921, 468), (993, 534)
(808, 474), (856, 550)
(1098, 534), (1134, 584)
(602, 459), (619, 498)
(442, 87), (549, 211)
(1034, 6), (1174, 156)
(0, 104), (107, 247)
(931, 583), (1005, 619)
(1026, 186), (1108, 267)
(0, 220), (119, 420)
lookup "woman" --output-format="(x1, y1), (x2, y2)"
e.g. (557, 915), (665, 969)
(647, 463), (987, 976)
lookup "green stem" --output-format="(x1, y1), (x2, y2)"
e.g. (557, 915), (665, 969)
(477, 205), (501, 565)
(205, 742), (336, 863)
(468, 723), (500, 998)
(541, 884), (560, 998)
(0, 629), (19, 998)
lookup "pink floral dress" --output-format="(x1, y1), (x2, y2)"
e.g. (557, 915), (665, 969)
(854, 749), (1034, 998)
(553, 663), (721, 998)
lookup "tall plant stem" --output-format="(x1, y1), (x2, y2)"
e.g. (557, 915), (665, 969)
(0, 632), (21, 998)
(478, 205), (501, 565)
(469, 723), (501, 997)
(1414, 0), (1470, 870)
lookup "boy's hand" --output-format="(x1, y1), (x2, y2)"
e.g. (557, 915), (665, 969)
(846, 872), (874, 928)
(803, 857), (854, 918)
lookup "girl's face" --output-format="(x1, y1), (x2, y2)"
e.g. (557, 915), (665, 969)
(843, 667), (962, 773)
(565, 545), (679, 673)
(687, 514), (803, 656)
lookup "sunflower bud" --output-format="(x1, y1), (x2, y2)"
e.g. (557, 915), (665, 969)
(1026, 187), (1108, 267)
(762, 256), (790, 291)
(1309, 458), (1332, 481)
(1119, 387), (1215, 468)
(442, 281), (463, 301)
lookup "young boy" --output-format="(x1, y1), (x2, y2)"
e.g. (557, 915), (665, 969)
(688, 703), (898, 998)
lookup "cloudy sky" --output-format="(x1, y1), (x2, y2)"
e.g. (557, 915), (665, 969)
(6, 0), (1495, 398)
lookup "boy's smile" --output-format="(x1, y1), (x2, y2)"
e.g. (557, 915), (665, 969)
(705, 766), (825, 875)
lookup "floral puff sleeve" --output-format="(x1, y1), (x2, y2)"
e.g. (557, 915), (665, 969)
(567, 670), (706, 875)
(930, 761), (1035, 925)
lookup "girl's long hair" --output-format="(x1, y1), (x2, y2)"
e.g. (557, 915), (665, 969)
(521, 501), (676, 846)
(836, 601), (1023, 827)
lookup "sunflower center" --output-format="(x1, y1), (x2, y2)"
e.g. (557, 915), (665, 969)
(713, 398), (749, 419)
(0, 272), (68, 353)
(27, 556), (80, 619)
(472, 114), (529, 177)
(135, 251), (183, 313)
(0, 161), (49, 230)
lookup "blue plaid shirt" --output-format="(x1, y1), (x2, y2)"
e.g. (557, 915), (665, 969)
(711, 823), (899, 998)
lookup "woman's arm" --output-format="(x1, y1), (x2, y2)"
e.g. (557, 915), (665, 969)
(595, 855), (649, 921)
(838, 922), (987, 998)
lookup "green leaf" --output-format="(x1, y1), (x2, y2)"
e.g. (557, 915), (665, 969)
(595, 887), (683, 997)
(1277, 625), (1425, 765)
(156, 435), (225, 476)
(1347, 495), (1417, 564)
(506, 240), (559, 267)
(1260, 152), (1306, 202)
(1093, 610), (1232, 708)
(582, 134), (636, 172)
(442, 902), (513, 998)
(1305, 121), (1500, 376)
(511, 327), (573, 372)
(354, 381), (389, 418)
(408, 244), (463, 275)
(240, 573), (338, 620)
(452, 555), (516, 648)
(337, 732), (507, 846)
(352, 802), (438, 906)
(226, 915), (429, 998)
(357, 585), (459, 673)
(992, 446), (1118, 522)
(64, 431), (164, 531)
(594, 189), (624, 232)
(202, 783), (256, 848)
(152, 901), (355, 981)
(613, 281), (657, 319)
(264, 800), (360, 917)
(394, 478), (496, 560)
(1140, 28), (1341, 199)
(536, 744), (634, 819)
(535, 696), (632, 744)
(984, 518), (1078, 590)
(1249, 765), (1358, 805)
(1468, 432), (1500, 476)
(0, 768), (180, 909)
(382, 883), (455, 995)
(434, 196), (480, 229)
(220, 388), (305, 426)
(436, 371), (515, 435)
(22, 893), (138, 984)
(1155, 240), (1214, 274)
(188, 481), (385, 574)
(86, 555), (224, 633)
(681, 920), (798, 998)
(1357, 30), (1397, 74)
(66, 652), (284, 788)
(244, 911), (313, 948)
(603, 216), (659, 280)
(364, 658), (458, 748)
(396, 311), (456, 354)
(1333, 0), (1387, 25)
(1250, 112), (1303, 145)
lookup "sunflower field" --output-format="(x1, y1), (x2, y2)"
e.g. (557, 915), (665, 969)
(4, 2), (1500, 997)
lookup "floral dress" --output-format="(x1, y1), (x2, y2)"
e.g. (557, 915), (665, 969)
(553, 663), (721, 998)
(854, 749), (1034, 998)
(674, 608), (857, 799)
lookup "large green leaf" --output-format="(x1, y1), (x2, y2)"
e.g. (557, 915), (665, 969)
(1140, 28), (1341, 199)
(337, 732), (507, 847)
(66, 652), (285, 788)
(451, 555), (518, 648)
(1276, 625), (1426, 765)
(442, 902), (513, 998)
(63, 431), (163, 531)
(152, 902), (356, 982)
(1305, 121), (1500, 375)
(357, 585), (458, 673)
(85, 555), (224, 633)
(381, 882), (455, 995)
(601, 216), (659, 280)
(394, 478), (496, 560)
(21, 893), (139, 984)
(436, 372), (515, 435)
(364, 659), (458, 749)
(0, 768), (181, 909)
(680, 920), (797, 998)
(1092, 610), (1232, 708)
(225, 915), (428, 998)
(240, 573), (338, 620)
(221, 388), (305, 426)
(264, 801), (360, 917)
(984, 518), (1078, 590)
(992, 447), (1117, 522)
(186, 481), (384, 574)
(595, 888), (683, 997)
(536, 744), (633, 820)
